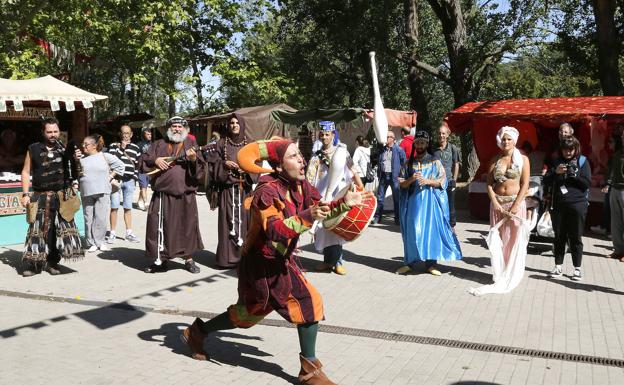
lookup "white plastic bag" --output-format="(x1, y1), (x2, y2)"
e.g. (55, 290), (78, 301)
(536, 210), (555, 238)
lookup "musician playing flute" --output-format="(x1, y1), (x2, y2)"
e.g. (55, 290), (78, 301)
(142, 117), (206, 274)
(20, 117), (84, 277)
(306, 121), (363, 275)
(181, 138), (371, 385)
(204, 116), (254, 268)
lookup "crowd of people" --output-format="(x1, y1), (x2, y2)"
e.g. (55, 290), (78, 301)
(16, 115), (623, 385)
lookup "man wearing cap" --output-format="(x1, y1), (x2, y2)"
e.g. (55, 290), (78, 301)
(180, 138), (370, 384)
(142, 117), (206, 274)
(397, 130), (462, 276)
(374, 130), (406, 225)
(306, 121), (363, 275)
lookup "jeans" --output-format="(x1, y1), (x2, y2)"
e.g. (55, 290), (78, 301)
(110, 179), (135, 209)
(375, 172), (399, 223)
(446, 183), (456, 227)
(323, 245), (344, 266)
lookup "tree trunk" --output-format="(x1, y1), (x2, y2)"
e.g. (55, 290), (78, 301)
(405, 0), (432, 133)
(426, 0), (474, 180)
(190, 48), (205, 112)
(592, 0), (624, 96)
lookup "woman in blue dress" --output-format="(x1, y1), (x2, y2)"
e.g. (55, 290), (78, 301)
(396, 130), (462, 275)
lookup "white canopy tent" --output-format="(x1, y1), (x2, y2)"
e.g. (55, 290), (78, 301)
(0, 75), (107, 112)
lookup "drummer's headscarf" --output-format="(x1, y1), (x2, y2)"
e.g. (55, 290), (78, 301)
(319, 120), (339, 146)
(496, 126), (524, 170)
(167, 116), (188, 127)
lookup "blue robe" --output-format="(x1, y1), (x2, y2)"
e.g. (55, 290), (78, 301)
(399, 154), (462, 264)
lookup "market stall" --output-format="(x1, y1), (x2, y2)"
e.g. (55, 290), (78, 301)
(445, 96), (624, 224)
(0, 75), (107, 245)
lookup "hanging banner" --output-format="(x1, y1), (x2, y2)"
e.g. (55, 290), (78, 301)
(0, 106), (55, 120)
(81, 99), (93, 109)
(50, 99), (60, 111)
(65, 100), (76, 112)
(13, 99), (24, 111)
(0, 100), (6, 112)
(0, 192), (26, 216)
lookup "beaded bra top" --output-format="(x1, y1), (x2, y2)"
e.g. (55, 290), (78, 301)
(493, 158), (520, 183)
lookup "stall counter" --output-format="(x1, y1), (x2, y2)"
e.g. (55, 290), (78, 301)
(0, 182), (85, 246)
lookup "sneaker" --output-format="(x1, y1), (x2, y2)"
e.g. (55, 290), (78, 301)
(138, 200), (146, 211)
(185, 260), (200, 274)
(549, 265), (563, 278)
(334, 265), (346, 275)
(98, 244), (110, 251)
(572, 268), (582, 281)
(46, 265), (61, 275)
(106, 232), (116, 244)
(590, 225), (607, 235)
(22, 269), (36, 277)
(86, 245), (98, 253)
(125, 233), (140, 243)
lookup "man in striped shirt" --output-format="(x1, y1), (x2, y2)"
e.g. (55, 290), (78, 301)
(106, 124), (142, 243)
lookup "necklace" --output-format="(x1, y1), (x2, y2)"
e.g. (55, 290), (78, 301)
(224, 137), (248, 177)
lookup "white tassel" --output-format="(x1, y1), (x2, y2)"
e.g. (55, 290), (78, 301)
(229, 185), (236, 236)
(155, 192), (164, 266)
(236, 188), (243, 246)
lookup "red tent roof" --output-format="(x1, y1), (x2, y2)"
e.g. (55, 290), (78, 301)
(446, 96), (624, 134)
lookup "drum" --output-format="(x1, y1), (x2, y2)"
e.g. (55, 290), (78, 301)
(322, 185), (377, 241)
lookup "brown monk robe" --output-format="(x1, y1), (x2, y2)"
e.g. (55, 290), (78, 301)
(205, 115), (254, 268)
(142, 121), (206, 273)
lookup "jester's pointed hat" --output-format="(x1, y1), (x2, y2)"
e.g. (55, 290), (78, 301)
(236, 139), (293, 174)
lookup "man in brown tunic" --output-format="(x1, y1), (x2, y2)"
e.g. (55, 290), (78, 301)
(142, 117), (205, 273)
(205, 115), (254, 268)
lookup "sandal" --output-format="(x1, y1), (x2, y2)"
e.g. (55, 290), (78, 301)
(185, 260), (200, 274)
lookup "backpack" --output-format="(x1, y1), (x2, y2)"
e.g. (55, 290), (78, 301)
(365, 161), (375, 183)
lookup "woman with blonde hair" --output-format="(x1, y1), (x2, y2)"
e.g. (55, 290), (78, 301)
(469, 126), (530, 295)
(78, 134), (125, 252)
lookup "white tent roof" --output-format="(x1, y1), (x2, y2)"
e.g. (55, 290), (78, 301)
(0, 75), (107, 105)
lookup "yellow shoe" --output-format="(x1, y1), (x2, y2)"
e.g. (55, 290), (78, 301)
(427, 266), (442, 276)
(315, 262), (332, 272)
(395, 265), (412, 275)
(334, 265), (346, 275)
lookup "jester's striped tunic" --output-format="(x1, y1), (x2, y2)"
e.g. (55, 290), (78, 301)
(227, 173), (349, 327)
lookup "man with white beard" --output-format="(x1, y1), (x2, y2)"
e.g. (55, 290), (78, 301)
(141, 117), (206, 273)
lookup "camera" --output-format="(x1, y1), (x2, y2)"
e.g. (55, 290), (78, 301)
(564, 159), (579, 178)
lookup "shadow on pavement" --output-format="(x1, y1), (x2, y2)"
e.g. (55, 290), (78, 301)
(138, 322), (298, 384)
(0, 248), (77, 276)
(448, 382), (502, 385)
(97, 246), (150, 271)
(528, 274), (624, 295)
(445, 263), (494, 285)
(297, 243), (400, 274)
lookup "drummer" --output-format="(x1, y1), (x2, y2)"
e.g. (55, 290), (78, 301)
(306, 121), (364, 275)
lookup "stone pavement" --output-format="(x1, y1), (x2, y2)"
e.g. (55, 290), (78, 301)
(1, 194), (623, 384)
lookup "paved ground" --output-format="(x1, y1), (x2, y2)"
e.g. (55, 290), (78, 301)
(1, 192), (623, 384)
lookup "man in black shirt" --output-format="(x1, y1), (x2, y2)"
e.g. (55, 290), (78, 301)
(20, 118), (84, 277)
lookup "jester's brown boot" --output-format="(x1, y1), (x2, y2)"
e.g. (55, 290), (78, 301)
(298, 354), (337, 385)
(180, 318), (208, 360)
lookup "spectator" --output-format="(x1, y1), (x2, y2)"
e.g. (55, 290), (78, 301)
(398, 127), (414, 157)
(544, 136), (591, 280)
(605, 129), (624, 261)
(433, 123), (461, 228)
(78, 134), (125, 252)
(352, 135), (371, 184)
(106, 124), (142, 244)
(373, 131), (406, 225)
(136, 127), (153, 211)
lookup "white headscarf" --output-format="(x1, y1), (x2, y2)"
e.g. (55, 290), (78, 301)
(496, 126), (523, 170)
